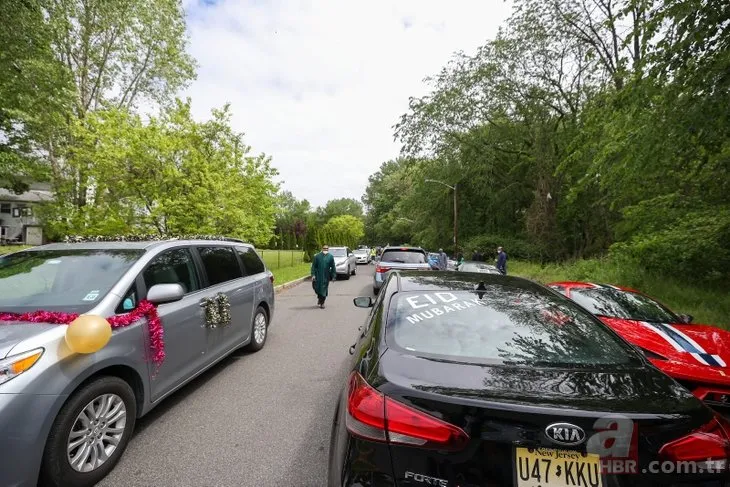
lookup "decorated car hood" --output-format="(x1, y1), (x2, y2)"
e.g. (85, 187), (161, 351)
(600, 316), (730, 384)
(0, 322), (58, 358)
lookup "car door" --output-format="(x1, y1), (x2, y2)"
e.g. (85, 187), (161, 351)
(136, 247), (208, 402)
(196, 245), (254, 360)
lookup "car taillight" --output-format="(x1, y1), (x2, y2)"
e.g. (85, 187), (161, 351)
(345, 372), (469, 451)
(660, 414), (730, 468)
(375, 265), (391, 273)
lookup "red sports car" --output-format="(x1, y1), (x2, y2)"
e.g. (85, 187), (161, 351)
(549, 281), (730, 414)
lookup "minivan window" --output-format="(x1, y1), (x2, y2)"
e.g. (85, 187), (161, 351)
(143, 248), (200, 294)
(0, 249), (142, 314)
(387, 288), (639, 367)
(236, 247), (266, 275)
(198, 247), (243, 286)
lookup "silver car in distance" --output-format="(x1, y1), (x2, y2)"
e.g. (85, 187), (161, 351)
(0, 239), (275, 487)
(330, 246), (357, 279)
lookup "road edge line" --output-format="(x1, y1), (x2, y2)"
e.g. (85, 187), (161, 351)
(274, 275), (311, 293)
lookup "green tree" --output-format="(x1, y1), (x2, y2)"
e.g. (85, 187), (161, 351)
(0, 0), (73, 191)
(316, 198), (364, 224)
(40, 100), (278, 246)
(318, 215), (365, 249)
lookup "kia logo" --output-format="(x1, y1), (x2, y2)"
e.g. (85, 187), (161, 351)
(545, 423), (586, 446)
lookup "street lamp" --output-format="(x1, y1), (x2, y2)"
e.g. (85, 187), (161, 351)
(424, 178), (458, 258)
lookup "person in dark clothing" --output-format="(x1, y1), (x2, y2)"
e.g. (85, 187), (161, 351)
(496, 246), (508, 275)
(311, 245), (336, 308)
(471, 250), (479, 261)
(438, 248), (448, 271)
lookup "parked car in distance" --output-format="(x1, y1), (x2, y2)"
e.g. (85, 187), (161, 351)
(373, 246), (429, 294)
(352, 248), (370, 265)
(0, 239), (275, 487)
(457, 261), (502, 274)
(330, 246), (357, 279)
(330, 271), (730, 487)
(550, 281), (730, 418)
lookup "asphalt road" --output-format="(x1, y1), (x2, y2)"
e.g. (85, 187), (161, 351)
(99, 265), (374, 487)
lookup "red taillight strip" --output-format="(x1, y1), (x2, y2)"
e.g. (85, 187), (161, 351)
(660, 414), (730, 466)
(345, 372), (469, 451)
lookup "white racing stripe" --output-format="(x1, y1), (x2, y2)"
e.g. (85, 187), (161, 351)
(640, 322), (684, 352)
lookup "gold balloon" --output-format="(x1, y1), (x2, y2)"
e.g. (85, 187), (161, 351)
(65, 315), (112, 354)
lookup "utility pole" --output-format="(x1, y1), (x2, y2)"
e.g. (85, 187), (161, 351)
(453, 183), (458, 259)
(425, 179), (458, 258)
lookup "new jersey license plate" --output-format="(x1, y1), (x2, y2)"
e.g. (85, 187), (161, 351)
(514, 447), (603, 487)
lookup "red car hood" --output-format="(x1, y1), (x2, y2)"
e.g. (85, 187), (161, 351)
(600, 316), (730, 386)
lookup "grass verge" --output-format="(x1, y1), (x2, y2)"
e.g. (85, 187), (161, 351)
(511, 258), (730, 327)
(272, 263), (310, 286)
(259, 249), (305, 270)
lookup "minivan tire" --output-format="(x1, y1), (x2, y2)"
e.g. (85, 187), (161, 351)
(39, 376), (137, 487)
(246, 305), (269, 352)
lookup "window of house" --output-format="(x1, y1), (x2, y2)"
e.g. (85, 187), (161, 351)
(11, 208), (20, 218)
(0, 203), (10, 214)
(198, 246), (243, 286)
(236, 246), (266, 275)
(21, 207), (32, 217)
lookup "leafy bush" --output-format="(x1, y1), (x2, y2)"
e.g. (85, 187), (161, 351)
(461, 234), (549, 261)
(609, 208), (730, 281)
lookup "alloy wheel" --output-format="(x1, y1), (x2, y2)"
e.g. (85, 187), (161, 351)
(254, 311), (267, 344)
(66, 394), (127, 473)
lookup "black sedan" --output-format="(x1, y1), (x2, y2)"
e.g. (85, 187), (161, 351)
(328, 271), (730, 487)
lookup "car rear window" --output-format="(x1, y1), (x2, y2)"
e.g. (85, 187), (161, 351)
(381, 250), (426, 264)
(460, 263), (499, 273)
(387, 287), (639, 367)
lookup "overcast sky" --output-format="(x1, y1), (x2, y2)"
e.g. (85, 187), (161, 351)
(182, 0), (512, 207)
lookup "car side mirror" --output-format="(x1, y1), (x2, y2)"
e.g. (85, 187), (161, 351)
(147, 283), (185, 305)
(678, 314), (694, 324)
(353, 296), (373, 308)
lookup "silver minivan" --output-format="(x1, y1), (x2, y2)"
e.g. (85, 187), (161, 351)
(0, 238), (275, 487)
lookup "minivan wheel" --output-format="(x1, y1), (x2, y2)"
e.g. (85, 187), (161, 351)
(40, 376), (136, 487)
(246, 306), (269, 352)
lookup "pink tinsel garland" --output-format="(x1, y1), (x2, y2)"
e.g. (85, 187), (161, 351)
(0, 300), (165, 366)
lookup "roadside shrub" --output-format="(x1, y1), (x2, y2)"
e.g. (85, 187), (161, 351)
(462, 234), (549, 261)
(609, 208), (730, 281)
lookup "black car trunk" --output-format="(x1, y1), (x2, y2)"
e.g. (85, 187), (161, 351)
(375, 350), (714, 487)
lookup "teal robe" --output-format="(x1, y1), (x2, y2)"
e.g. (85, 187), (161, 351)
(311, 252), (336, 297)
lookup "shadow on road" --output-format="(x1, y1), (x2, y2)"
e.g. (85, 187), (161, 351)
(132, 348), (252, 436)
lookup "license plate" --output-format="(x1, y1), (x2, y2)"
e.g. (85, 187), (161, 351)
(514, 447), (603, 487)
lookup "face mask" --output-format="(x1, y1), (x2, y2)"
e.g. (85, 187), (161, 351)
(323, 250), (329, 254)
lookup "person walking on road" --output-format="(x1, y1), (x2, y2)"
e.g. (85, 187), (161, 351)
(311, 245), (336, 308)
(496, 246), (508, 275)
(438, 248), (448, 271)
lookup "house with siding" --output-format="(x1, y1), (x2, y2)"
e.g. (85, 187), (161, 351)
(0, 183), (53, 245)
